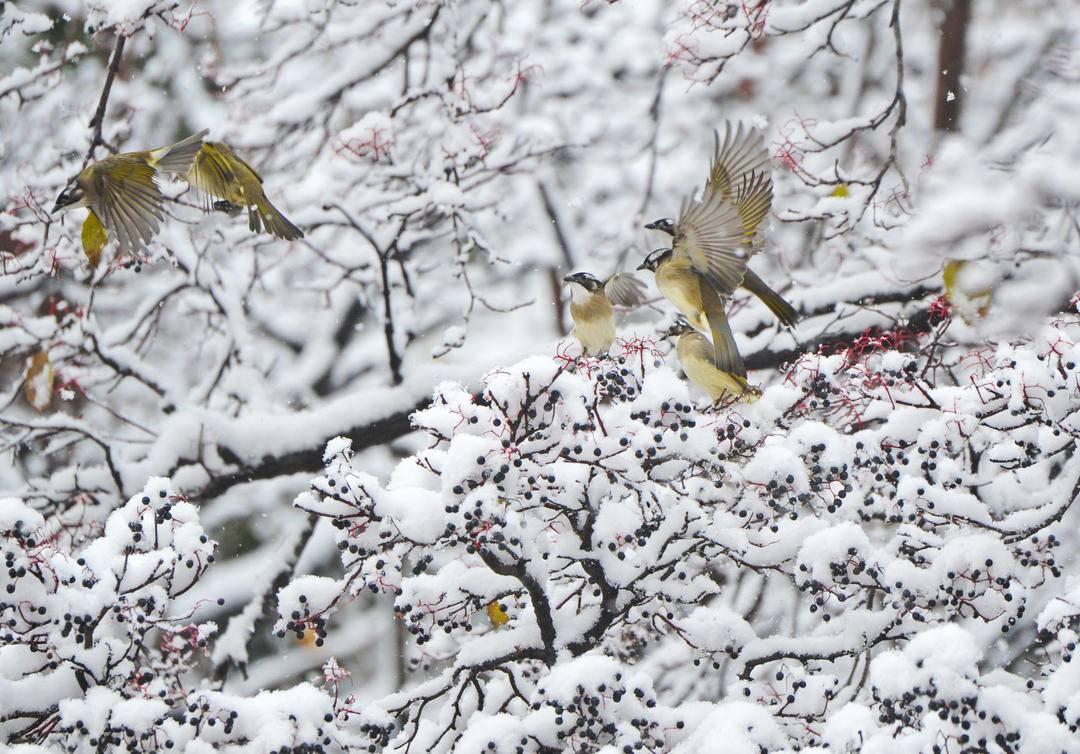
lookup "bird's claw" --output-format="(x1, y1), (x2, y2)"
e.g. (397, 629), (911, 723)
(213, 200), (243, 216)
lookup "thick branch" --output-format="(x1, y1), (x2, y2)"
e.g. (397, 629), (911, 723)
(745, 285), (939, 372)
(194, 404), (420, 500)
(479, 550), (557, 664)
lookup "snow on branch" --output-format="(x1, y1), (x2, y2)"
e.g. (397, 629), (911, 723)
(290, 315), (1080, 750)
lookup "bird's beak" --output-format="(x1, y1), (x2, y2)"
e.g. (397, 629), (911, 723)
(643, 220), (661, 230)
(51, 192), (73, 215)
(635, 260), (649, 272)
(563, 273), (581, 285)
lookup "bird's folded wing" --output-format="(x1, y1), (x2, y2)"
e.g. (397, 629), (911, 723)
(93, 159), (164, 253)
(188, 144), (240, 207)
(603, 272), (648, 308)
(700, 282), (746, 377)
(231, 148), (265, 185)
(708, 122), (770, 200)
(675, 189), (747, 295)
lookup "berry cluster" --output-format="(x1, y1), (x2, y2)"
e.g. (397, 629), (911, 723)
(287, 316), (1080, 751)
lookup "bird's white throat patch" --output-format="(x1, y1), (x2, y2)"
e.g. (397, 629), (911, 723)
(568, 282), (593, 304)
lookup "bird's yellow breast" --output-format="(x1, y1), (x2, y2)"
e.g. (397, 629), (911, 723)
(656, 261), (708, 333)
(677, 332), (748, 402)
(570, 292), (616, 355)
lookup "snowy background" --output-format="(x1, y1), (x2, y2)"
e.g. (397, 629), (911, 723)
(2, 0), (1080, 751)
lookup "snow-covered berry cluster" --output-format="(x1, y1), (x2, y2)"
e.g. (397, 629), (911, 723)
(1, 479), (216, 749)
(294, 313), (1080, 751)
(1, 477), (377, 753)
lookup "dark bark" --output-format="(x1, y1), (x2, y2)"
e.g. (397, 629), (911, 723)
(933, 0), (972, 133)
(537, 180), (575, 269)
(195, 404), (420, 500)
(84, 33), (126, 165)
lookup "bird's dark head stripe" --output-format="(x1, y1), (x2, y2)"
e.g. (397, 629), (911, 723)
(664, 318), (694, 338)
(637, 247), (672, 272)
(51, 178), (84, 214)
(644, 217), (676, 235)
(563, 272), (603, 291)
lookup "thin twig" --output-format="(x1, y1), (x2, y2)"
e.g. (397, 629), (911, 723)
(537, 179), (575, 269)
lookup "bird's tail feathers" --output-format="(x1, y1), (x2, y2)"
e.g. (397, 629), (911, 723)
(710, 316), (746, 379)
(742, 268), (799, 328)
(256, 198), (304, 240)
(151, 129), (209, 174)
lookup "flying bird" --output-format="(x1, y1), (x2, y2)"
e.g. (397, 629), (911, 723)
(51, 129), (208, 254)
(563, 271), (648, 355)
(643, 121), (798, 331)
(636, 163), (768, 378)
(185, 141), (303, 240)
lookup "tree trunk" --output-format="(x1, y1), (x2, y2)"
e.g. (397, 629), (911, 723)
(933, 0), (972, 132)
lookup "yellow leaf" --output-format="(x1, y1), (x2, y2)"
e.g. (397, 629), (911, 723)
(81, 210), (107, 268)
(829, 184), (849, 198)
(296, 629), (317, 647)
(942, 259), (962, 298)
(943, 259), (993, 320)
(24, 350), (54, 412)
(486, 601), (510, 628)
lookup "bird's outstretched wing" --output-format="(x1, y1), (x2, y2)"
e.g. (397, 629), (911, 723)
(733, 170), (772, 241)
(603, 272), (648, 308)
(148, 129), (209, 175)
(709, 123), (773, 249)
(708, 121), (770, 200)
(674, 188), (747, 296)
(92, 156), (165, 254)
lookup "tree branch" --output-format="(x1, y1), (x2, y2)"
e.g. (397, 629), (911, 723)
(84, 32), (126, 165)
(211, 511), (319, 683)
(193, 404), (421, 500)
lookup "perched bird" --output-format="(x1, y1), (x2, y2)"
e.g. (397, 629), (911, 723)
(51, 129), (209, 254)
(185, 141), (303, 240)
(563, 271), (648, 355)
(644, 121), (798, 329)
(666, 319), (758, 403)
(640, 244), (743, 376)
